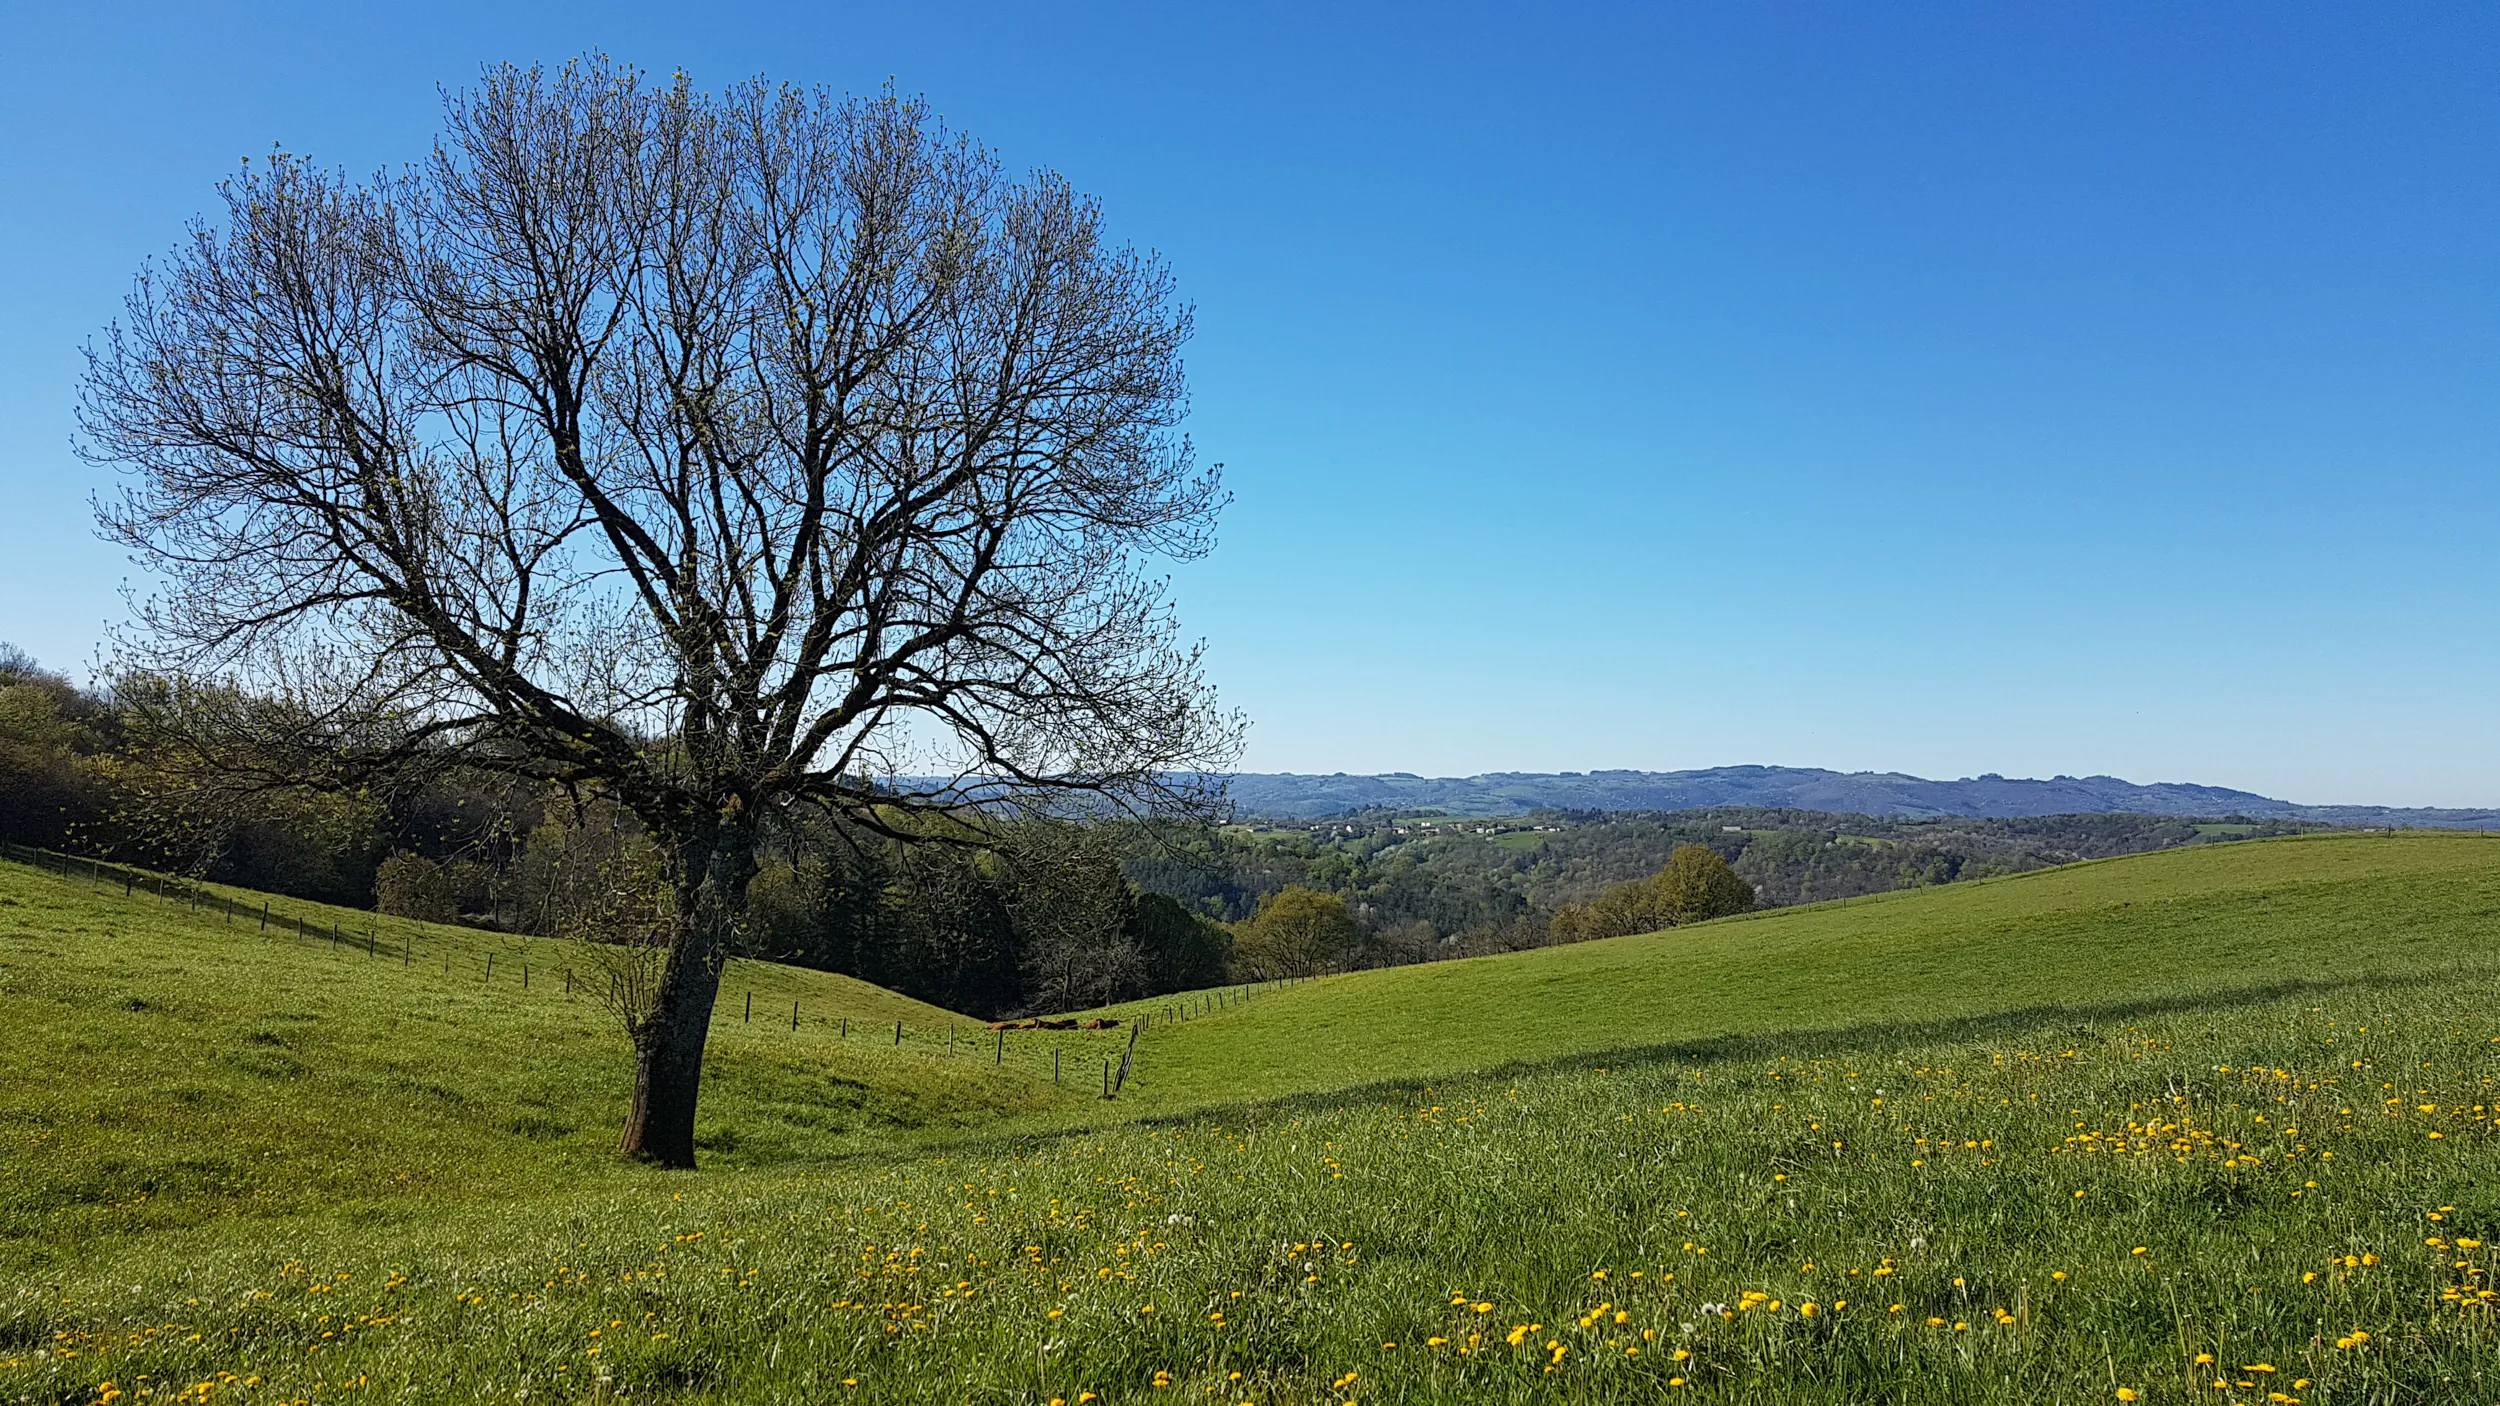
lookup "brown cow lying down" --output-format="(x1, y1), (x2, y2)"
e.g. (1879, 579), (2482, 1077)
(984, 1018), (1119, 1031)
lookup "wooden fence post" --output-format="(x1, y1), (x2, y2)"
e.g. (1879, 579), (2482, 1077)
(744, 992), (752, 1023)
(1115, 1018), (1141, 1094)
(894, 1019), (903, 1046)
(995, 1027), (1003, 1065)
(791, 1000), (799, 1031)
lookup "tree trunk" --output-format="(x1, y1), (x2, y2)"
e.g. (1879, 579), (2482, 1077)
(618, 816), (755, 1168)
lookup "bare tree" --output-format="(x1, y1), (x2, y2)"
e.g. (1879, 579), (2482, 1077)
(80, 58), (1239, 1167)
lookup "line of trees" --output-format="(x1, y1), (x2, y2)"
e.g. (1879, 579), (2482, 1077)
(11, 641), (2317, 1012)
(0, 646), (392, 905)
(1113, 805), (2322, 963)
(4, 643), (1782, 1017)
(4, 643), (1240, 1019)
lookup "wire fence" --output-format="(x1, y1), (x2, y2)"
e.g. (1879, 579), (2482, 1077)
(0, 841), (1315, 1098)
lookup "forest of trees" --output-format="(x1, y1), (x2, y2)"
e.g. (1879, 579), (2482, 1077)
(1114, 806), (2323, 960)
(1, 645), (2324, 1017)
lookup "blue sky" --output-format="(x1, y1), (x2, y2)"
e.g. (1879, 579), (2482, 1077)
(2, 3), (2493, 804)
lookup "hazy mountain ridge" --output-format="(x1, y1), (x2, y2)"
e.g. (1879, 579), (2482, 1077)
(1222, 765), (2500, 827)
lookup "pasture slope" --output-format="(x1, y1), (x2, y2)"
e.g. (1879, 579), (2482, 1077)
(0, 832), (2494, 1405)
(1094, 833), (2500, 1112)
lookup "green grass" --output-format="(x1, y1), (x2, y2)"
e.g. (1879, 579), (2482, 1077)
(0, 861), (1137, 1255)
(4, 834), (2498, 1404)
(1088, 834), (2500, 1118)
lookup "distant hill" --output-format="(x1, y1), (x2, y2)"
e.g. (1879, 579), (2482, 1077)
(1220, 764), (2500, 827)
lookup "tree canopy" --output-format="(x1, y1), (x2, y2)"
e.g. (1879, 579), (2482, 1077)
(1230, 886), (1362, 978)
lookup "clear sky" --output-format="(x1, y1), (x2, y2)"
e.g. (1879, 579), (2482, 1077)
(2, 3), (2493, 804)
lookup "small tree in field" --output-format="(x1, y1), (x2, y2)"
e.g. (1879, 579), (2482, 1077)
(1231, 886), (1361, 978)
(1653, 843), (1754, 923)
(79, 59), (1239, 1167)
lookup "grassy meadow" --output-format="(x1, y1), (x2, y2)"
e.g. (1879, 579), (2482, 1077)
(1091, 833), (2500, 1116)
(3, 834), (2497, 1403)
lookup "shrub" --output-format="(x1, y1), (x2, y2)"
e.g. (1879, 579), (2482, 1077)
(1655, 842), (1756, 923)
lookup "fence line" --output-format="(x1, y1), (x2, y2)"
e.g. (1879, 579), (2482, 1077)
(0, 841), (1312, 1097)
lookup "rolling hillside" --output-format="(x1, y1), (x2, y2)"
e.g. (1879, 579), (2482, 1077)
(1093, 831), (2500, 1114)
(4, 834), (2497, 1403)
(0, 855), (1102, 1253)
